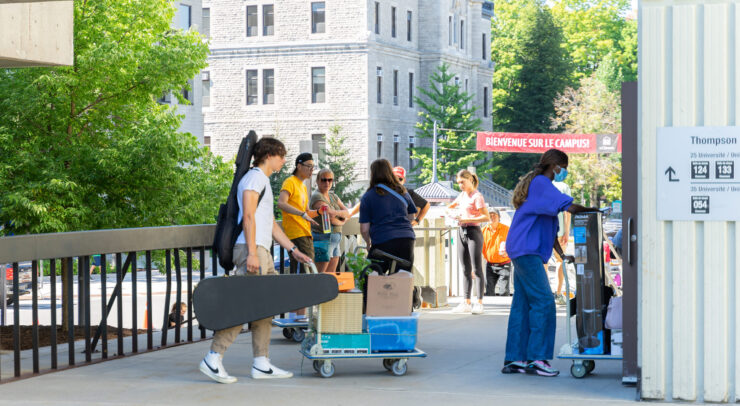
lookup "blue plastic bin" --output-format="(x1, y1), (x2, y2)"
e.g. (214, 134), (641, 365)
(363, 313), (419, 352)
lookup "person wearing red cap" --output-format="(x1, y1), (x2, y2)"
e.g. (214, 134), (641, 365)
(392, 166), (430, 226)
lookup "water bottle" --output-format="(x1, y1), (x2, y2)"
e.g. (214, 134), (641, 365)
(320, 205), (331, 234)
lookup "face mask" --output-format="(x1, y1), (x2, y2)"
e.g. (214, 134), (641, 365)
(554, 166), (568, 182)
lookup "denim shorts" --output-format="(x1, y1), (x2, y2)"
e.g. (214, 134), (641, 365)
(313, 232), (342, 262)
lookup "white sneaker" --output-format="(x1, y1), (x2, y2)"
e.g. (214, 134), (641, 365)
(251, 361), (293, 379)
(452, 302), (472, 313)
(471, 302), (484, 315)
(199, 352), (237, 384)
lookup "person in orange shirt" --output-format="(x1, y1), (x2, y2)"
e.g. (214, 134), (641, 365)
(482, 208), (513, 296)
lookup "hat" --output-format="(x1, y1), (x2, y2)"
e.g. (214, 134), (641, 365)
(392, 166), (406, 179)
(295, 152), (313, 165)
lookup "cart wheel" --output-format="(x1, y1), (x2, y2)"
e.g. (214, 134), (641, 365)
(292, 328), (305, 342)
(570, 363), (587, 379)
(583, 360), (595, 373)
(282, 328), (293, 339)
(313, 360), (322, 373)
(391, 359), (408, 376)
(319, 361), (335, 378)
(382, 359), (394, 371)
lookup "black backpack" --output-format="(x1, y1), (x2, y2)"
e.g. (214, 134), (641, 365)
(212, 131), (265, 272)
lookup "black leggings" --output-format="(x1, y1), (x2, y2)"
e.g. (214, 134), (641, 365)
(458, 226), (484, 300)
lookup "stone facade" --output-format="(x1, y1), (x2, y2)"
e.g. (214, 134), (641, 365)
(201, 0), (493, 180)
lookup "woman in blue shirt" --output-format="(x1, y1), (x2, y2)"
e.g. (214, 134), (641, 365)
(502, 149), (596, 377)
(359, 159), (417, 274)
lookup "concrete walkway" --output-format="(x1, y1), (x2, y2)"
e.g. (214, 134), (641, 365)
(0, 297), (641, 406)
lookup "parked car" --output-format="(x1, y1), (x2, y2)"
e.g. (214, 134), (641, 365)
(603, 211), (622, 237)
(4, 261), (34, 305)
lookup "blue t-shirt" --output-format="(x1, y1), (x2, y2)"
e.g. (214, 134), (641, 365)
(506, 175), (574, 263)
(359, 186), (417, 245)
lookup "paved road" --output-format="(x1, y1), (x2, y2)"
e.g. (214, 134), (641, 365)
(0, 297), (640, 406)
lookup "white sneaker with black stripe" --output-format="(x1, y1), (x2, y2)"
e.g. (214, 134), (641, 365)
(251, 361), (293, 379)
(199, 352), (237, 384)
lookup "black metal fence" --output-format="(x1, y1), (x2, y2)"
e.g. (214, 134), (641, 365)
(0, 224), (286, 382)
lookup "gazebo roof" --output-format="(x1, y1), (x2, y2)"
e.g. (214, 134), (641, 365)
(414, 181), (458, 202)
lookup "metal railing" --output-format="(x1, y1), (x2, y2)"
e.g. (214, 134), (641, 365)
(0, 218), (454, 383)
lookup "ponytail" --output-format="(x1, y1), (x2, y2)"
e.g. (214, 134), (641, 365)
(456, 169), (479, 189)
(511, 148), (569, 209)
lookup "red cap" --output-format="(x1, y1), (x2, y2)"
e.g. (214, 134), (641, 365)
(392, 166), (406, 179)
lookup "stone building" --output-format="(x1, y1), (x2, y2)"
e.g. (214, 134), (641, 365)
(200, 0), (494, 181)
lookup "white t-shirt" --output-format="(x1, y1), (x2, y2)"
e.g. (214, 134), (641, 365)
(236, 168), (274, 249)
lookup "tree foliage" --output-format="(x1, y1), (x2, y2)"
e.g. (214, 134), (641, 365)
(413, 64), (483, 184)
(323, 125), (362, 204)
(0, 0), (229, 235)
(552, 75), (622, 205)
(550, 0), (637, 81)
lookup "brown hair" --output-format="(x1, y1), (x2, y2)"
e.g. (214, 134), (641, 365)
(511, 149), (568, 209)
(456, 169), (479, 189)
(252, 138), (286, 166)
(368, 159), (407, 196)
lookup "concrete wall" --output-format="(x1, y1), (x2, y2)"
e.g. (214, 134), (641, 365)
(0, 0), (73, 67)
(639, 0), (740, 402)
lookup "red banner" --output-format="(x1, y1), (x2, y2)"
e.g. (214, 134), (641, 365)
(476, 132), (622, 154)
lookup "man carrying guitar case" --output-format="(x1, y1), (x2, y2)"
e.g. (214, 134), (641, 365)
(198, 136), (323, 383)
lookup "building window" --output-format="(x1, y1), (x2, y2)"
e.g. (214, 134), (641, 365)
(263, 69), (274, 104)
(409, 135), (415, 170)
(483, 86), (489, 117)
(454, 76), (459, 86)
(312, 67), (325, 103)
(263, 5), (274, 36)
(246, 70), (258, 105)
(391, 7), (396, 38)
(181, 79), (193, 103)
(202, 8), (210, 38)
(482, 33), (486, 60)
(376, 67), (382, 104)
(393, 134), (399, 166)
(158, 91), (171, 104)
(465, 79), (469, 108)
(204, 135), (211, 147)
(312, 133), (326, 164)
(178, 4), (191, 30)
(408, 72), (414, 107)
(312, 2), (325, 33)
(247, 6), (258, 37)
(453, 19), (457, 44)
(393, 70), (398, 106)
(202, 71), (210, 107)
(448, 16), (452, 45)
(460, 20), (464, 49)
(377, 134), (383, 158)
(374, 2), (380, 34)
(406, 11), (412, 41)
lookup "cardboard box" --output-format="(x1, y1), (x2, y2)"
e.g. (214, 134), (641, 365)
(366, 271), (413, 316)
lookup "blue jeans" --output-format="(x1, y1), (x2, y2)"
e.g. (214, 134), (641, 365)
(504, 255), (556, 361)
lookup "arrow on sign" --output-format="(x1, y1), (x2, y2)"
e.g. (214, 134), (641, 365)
(665, 166), (679, 182)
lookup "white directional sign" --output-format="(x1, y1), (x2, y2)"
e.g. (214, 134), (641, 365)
(657, 127), (740, 220)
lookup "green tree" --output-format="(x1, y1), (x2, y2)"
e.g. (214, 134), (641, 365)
(550, 0), (637, 81)
(489, 0), (570, 189)
(551, 75), (622, 204)
(413, 64), (483, 184)
(323, 125), (362, 204)
(0, 0), (226, 235)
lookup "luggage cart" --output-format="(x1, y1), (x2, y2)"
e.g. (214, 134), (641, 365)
(298, 249), (426, 378)
(272, 262), (317, 342)
(558, 261), (622, 378)
(298, 304), (426, 378)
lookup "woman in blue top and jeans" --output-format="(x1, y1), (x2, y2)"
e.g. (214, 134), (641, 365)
(359, 159), (417, 274)
(502, 149), (597, 377)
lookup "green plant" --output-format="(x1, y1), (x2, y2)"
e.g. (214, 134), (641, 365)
(343, 251), (373, 290)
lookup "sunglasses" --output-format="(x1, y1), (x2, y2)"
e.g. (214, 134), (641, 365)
(320, 178), (334, 183)
(300, 163), (315, 170)
(397, 177), (405, 183)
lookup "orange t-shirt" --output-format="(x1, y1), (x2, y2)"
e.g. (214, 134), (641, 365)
(482, 222), (511, 264)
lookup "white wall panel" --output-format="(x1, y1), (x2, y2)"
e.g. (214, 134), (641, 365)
(640, 0), (740, 402)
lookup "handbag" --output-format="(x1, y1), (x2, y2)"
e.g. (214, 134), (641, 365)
(604, 295), (623, 330)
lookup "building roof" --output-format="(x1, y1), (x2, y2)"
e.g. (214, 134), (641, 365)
(414, 181), (459, 202)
